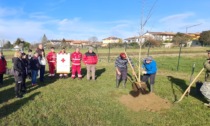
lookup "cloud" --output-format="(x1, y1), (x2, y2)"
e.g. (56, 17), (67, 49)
(159, 12), (195, 23)
(29, 12), (51, 20)
(0, 6), (139, 42)
(0, 19), (49, 42)
(0, 15), (139, 42)
(154, 12), (209, 33)
(0, 7), (24, 17)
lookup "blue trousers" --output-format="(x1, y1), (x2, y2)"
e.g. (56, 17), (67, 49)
(31, 70), (38, 84)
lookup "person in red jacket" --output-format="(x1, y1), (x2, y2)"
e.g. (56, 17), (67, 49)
(71, 47), (82, 79)
(59, 47), (68, 78)
(83, 47), (98, 80)
(47, 47), (56, 76)
(0, 52), (7, 84)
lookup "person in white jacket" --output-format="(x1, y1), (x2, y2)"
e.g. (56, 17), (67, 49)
(38, 51), (46, 82)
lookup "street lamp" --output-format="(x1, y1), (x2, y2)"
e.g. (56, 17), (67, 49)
(186, 23), (202, 33)
(177, 42), (183, 71)
(124, 42), (127, 51)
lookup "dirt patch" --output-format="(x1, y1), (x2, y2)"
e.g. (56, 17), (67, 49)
(119, 91), (172, 112)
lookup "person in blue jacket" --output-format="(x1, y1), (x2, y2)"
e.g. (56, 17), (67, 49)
(141, 56), (157, 92)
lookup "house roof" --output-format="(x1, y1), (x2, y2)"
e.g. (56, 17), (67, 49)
(146, 31), (176, 36)
(64, 40), (89, 44)
(49, 39), (89, 44)
(124, 36), (139, 40)
(185, 33), (200, 36)
(102, 36), (120, 40)
(124, 36), (150, 40)
(50, 40), (62, 42)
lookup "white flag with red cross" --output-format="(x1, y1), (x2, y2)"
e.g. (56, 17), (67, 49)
(56, 53), (71, 73)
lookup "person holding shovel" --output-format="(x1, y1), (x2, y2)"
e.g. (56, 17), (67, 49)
(141, 56), (157, 92)
(115, 52), (134, 88)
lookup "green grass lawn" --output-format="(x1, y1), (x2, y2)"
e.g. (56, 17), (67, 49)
(1, 47), (210, 125)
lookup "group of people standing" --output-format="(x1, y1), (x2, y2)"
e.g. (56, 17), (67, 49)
(1, 44), (209, 108)
(9, 44), (98, 98)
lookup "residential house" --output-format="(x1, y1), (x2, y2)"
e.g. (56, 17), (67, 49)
(48, 39), (90, 47)
(102, 36), (121, 46)
(124, 36), (149, 43)
(125, 31), (176, 44)
(162, 43), (174, 48)
(187, 40), (201, 47)
(143, 31), (176, 42)
(48, 40), (62, 45)
(186, 33), (200, 40)
(63, 40), (89, 46)
(13, 45), (20, 50)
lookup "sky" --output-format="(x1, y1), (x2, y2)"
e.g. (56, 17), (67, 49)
(0, 0), (210, 43)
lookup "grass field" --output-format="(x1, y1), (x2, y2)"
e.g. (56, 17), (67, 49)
(0, 47), (210, 126)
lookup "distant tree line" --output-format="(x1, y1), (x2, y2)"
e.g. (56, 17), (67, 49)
(2, 31), (210, 50)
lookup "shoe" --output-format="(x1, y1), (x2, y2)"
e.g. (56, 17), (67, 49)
(16, 95), (23, 98)
(48, 74), (52, 77)
(21, 90), (27, 94)
(51, 74), (55, 76)
(32, 83), (37, 86)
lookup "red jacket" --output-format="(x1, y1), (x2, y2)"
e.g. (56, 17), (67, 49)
(83, 52), (98, 65)
(71, 52), (82, 66)
(47, 52), (56, 63)
(0, 58), (7, 74)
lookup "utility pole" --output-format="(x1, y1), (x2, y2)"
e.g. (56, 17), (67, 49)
(186, 23), (202, 33)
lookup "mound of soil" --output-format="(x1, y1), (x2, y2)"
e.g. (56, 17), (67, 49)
(119, 92), (171, 112)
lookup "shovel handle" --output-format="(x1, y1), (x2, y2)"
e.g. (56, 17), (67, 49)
(176, 68), (204, 103)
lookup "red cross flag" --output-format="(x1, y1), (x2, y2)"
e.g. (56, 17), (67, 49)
(56, 53), (71, 73)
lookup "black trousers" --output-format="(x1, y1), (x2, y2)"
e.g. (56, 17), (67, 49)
(142, 73), (156, 85)
(21, 76), (26, 91)
(15, 81), (22, 96)
(0, 74), (3, 84)
(40, 65), (45, 82)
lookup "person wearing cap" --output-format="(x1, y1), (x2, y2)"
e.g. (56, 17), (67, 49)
(200, 50), (210, 107)
(115, 53), (134, 88)
(83, 47), (98, 80)
(71, 47), (82, 79)
(47, 47), (56, 77)
(141, 56), (157, 92)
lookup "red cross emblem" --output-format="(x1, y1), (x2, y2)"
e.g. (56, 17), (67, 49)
(61, 58), (65, 63)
